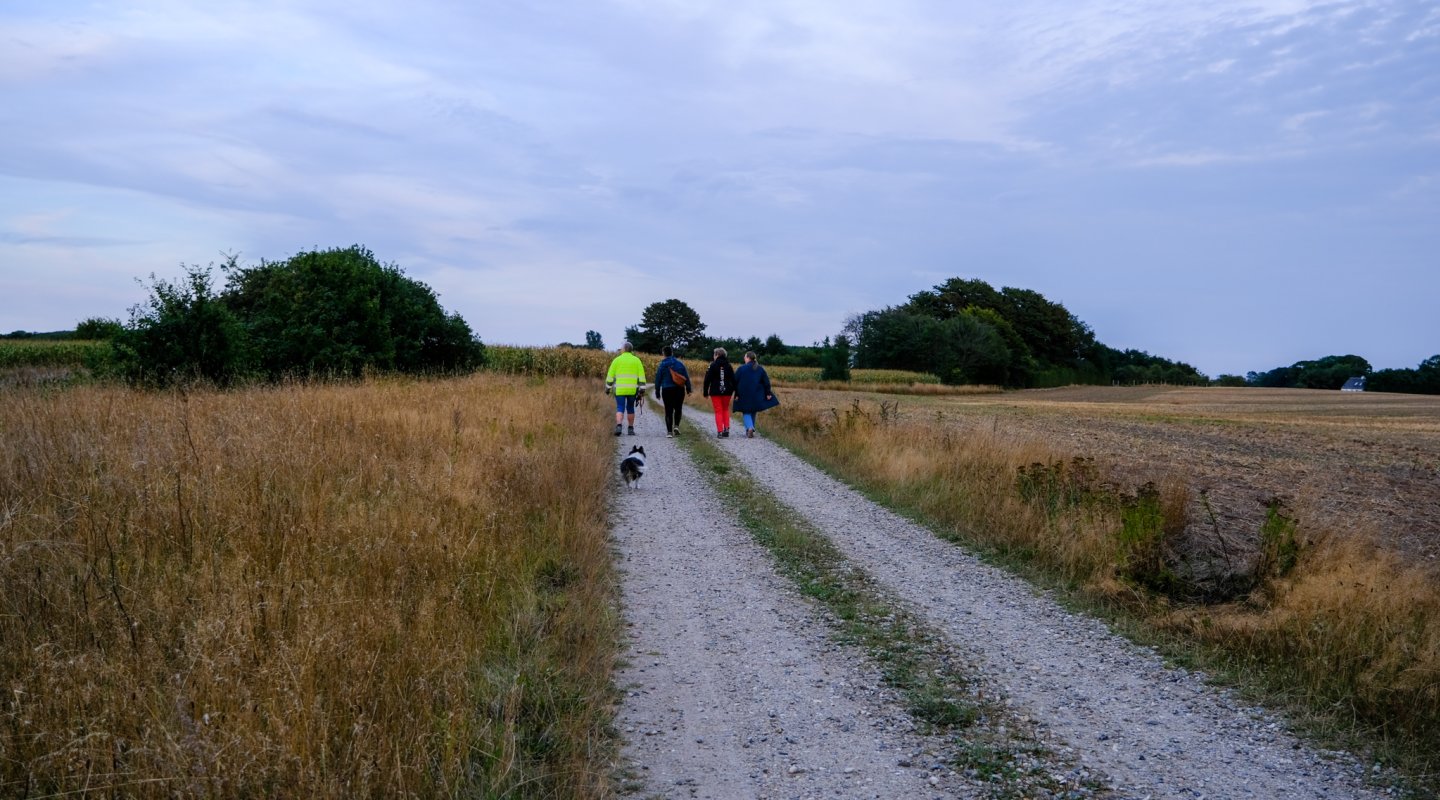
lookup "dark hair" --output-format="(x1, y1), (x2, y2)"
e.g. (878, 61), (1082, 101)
(662, 345), (673, 356)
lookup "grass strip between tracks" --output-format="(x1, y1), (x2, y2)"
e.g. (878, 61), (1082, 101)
(679, 431), (1102, 799)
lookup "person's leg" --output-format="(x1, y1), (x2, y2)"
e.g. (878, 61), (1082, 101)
(743, 412), (755, 432)
(710, 396), (726, 433)
(662, 387), (683, 433)
(720, 396), (732, 435)
(625, 395), (636, 434)
(614, 395), (625, 435)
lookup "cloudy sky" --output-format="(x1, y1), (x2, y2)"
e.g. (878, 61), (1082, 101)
(2, 1), (1436, 376)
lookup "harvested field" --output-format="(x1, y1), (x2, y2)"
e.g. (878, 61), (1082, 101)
(779, 385), (1440, 566)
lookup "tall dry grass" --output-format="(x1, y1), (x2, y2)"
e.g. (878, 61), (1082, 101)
(766, 398), (1440, 765)
(0, 375), (617, 798)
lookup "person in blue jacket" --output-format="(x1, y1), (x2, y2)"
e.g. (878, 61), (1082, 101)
(732, 351), (779, 438)
(654, 345), (691, 437)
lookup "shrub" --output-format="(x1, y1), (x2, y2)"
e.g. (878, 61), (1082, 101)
(114, 266), (252, 386)
(224, 246), (484, 378)
(74, 316), (123, 340)
(819, 335), (852, 382)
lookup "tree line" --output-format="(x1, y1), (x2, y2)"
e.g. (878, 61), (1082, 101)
(1246, 354), (1440, 394)
(841, 277), (1207, 388)
(16, 256), (1434, 394)
(53, 245), (485, 386)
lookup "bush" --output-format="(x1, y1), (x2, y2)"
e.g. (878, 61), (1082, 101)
(224, 246), (484, 378)
(114, 266), (252, 386)
(819, 335), (851, 382)
(74, 317), (123, 340)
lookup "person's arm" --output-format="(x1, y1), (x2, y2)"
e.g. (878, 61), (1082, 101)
(762, 367), (773, 399)
(605, 358), (617, 391)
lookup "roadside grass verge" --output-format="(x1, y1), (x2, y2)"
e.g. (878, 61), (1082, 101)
(679, 432), (1098, 798)
(763, 398), (1440, 793)
(0, 374), (618, 798)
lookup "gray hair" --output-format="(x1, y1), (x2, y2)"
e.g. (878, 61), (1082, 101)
(744, 351), (758, 362)
(713, 347), (727, 359)
(622, 341), (634, 352)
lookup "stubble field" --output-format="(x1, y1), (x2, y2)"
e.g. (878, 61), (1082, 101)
(782, 384), (1440, 563)
(762, 382), (1440, 768)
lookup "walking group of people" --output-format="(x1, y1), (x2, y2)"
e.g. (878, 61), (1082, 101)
(605, 342), (778, 438)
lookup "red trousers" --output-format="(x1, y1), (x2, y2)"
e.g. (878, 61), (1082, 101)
(709, 395), (732, 432)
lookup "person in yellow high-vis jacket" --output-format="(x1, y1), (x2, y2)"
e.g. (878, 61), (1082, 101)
(605, 341), (648, 436)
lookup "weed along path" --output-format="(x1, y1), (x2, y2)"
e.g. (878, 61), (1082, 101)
(609, 404), (1390, 799)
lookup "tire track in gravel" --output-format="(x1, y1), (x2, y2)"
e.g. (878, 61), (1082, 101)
(610, 419), (978, 799)
(714, 431), (1389, 800)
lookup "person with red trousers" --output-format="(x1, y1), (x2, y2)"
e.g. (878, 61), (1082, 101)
(702, 347), (736, 438)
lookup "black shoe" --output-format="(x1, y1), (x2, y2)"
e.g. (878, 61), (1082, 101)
(614, 424), (622, 436)
(628, 426), (635, 435)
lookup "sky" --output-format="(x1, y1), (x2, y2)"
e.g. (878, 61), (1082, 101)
(2, 1), (1437, 377)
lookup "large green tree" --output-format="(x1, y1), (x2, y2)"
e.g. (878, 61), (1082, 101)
(223, 245), (484, 377)
(626, 299), (706, 354)
(897, 276), (1102, 385)
(852, 307), (1011, 385)
(1364, 355), (1440, 395)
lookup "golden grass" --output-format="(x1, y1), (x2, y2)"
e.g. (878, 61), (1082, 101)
(764, 395), (1440, 769)
(0, 375), (617, 798)
(1165, 535), (1440, 743)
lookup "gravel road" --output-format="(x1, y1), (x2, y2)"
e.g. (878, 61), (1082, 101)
(611, 417), (974, 798)
(611, 408), (1390, 799)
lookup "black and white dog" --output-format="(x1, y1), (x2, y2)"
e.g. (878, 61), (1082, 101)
(619, 445), (646, 487)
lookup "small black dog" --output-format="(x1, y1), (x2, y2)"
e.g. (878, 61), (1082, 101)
(619, 445), (646, 487)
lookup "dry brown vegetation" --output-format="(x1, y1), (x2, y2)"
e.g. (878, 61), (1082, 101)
(1, 375), (616, 798)
(764, 384), (1440, 770)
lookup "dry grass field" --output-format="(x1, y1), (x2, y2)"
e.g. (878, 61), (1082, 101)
(777, 384), (1440, 561)
(0, 375), (617, 798)
(763, 383), (1440, 766)
(948, 386), (1437, 559)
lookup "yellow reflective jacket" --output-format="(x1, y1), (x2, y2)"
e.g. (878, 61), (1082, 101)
(605, 352), (646, 396)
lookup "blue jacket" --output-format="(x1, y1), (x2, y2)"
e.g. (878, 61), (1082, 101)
(655, 356), (692, 396)
(733, 361), (779, 413)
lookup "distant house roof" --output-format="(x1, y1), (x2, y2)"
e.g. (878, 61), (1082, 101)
(1341, 376), (1366, 391)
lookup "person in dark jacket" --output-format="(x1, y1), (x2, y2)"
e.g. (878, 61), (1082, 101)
(701, 347), (736, 438)
(732, 351), (779, 438)
(654, 345), (691, 437)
